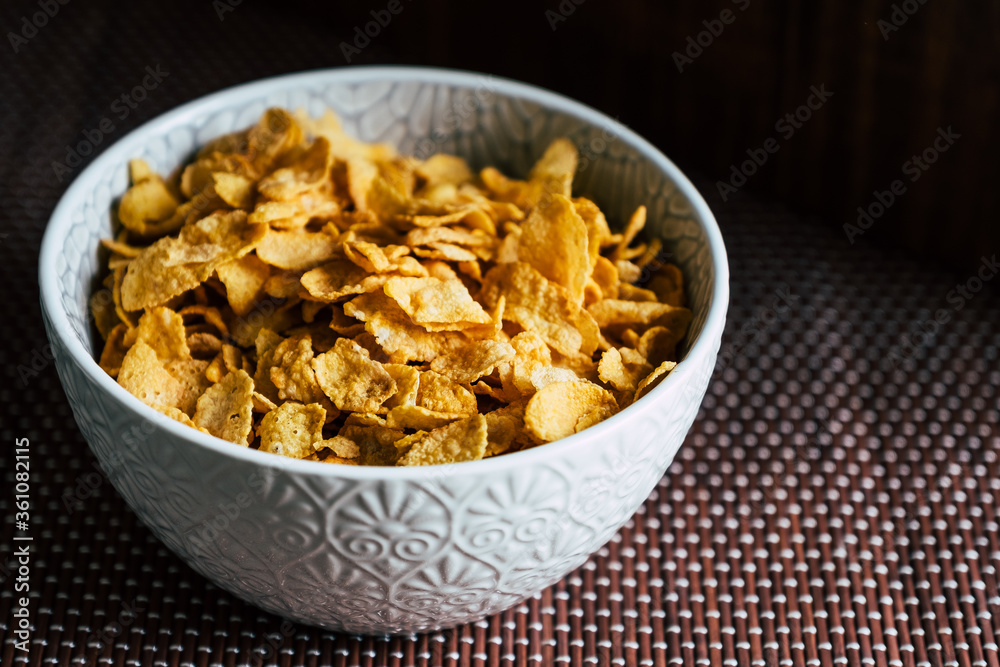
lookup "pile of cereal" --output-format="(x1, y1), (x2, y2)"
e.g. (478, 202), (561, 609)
(92, 108), (692, 466)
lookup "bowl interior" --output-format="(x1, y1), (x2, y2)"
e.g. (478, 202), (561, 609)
(44, 67), (721, 407)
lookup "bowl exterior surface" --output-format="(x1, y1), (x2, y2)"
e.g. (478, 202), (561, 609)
(41, 69), (725, 633)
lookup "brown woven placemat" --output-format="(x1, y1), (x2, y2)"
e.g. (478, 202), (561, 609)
(2, 2), (999, 665)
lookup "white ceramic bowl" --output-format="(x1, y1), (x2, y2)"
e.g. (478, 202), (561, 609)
(39, 67), (729, 634)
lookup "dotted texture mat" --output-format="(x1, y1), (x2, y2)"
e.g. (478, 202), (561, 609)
(1, 2), (999, 666)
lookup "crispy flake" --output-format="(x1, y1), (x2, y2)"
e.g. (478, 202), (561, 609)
(386, 404), (464, 430)
(118, 341), (186, 410)
(480, 139), (578, 210)
(484, 401), (527, 457)
(99, 323), (130, 377)
(598, 346), (654, 392)
(383, 363), (420, 409)
(117, 175), (180, 236)
(634, 360), (678, 401)
(193, 369), (255, 444)
(636, 326), (679, 366)
(212, 172), (255, 209)
(479, 262), (596, 357)
(575, 404), (616, 433)
(383, 276), (493, 331)
(256, 229), (340, 271)
(321, 435), (361, 459)
(647, 264), (686, 307)
(616, 260), (642, 284)
(611, 205), (647, 261)
(618, 283), (658, 302)
(268, 334), (323, 403)
(259, 402), (326, 458)
(257, 136), (332, 201)
(588, 299), (693, 334)
(417, 370), (478, 415)
(396, 414), (488, 466)
(591, 256), (619, 299)
(429, 339), (516, 384)
(252, 328), (284, 403)
(344, 291), (466, 363)
(312, 338), (396, 413)
(528, 365), (581, 392)
(338, 423), (404, 466)
(216, 254), (271, 316)
(573, 197), (613, 265)
(498, 331), (553, 397)
(125, 306), (190, 361)
(517, 194), (589, 304)
(300, 260), (390, 302)
(165, 358), (212, 416)
(416, 154), (473, 188)
(90, 282), (120, 340)
(524, 381), (617, 443)
(121, 210), (265, 311)
(157, 406), (203, 429)
(341, 235), (423, 276)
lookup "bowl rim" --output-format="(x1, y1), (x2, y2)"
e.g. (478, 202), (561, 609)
(39, 65), (730, 481)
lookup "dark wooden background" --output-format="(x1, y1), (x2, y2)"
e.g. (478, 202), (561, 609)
(4, 0), (997, 270)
